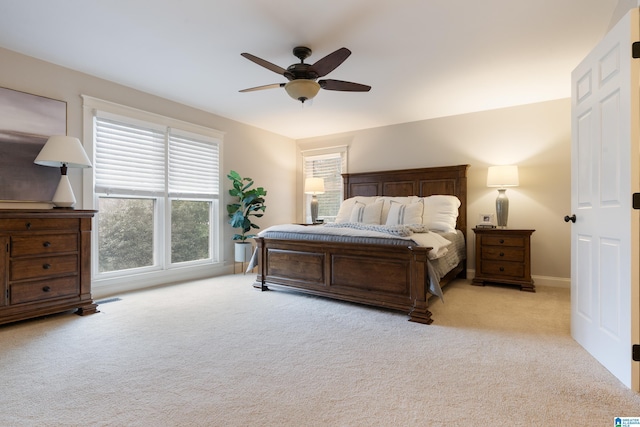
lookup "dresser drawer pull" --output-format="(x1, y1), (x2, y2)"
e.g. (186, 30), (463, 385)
(499, 252), (504, 257)
(499, 267), (505, 272)
(43, 241), (51, 248)
(25, 222), (31, 230)
(43, 263), (51, 270)
(42, 286), (51, 292)
(499, 239), (504, 244)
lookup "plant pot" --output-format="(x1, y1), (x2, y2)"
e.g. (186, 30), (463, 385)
(234, 241), (253, 262)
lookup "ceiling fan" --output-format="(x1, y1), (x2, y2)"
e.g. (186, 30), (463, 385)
(239, 46), (371, 104)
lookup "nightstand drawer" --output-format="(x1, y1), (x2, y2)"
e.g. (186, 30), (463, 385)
(10, 255), (79, 281)
(11, 234), (78, 257)
(482, 235), (525, 247)
(10, 276), (79, 305)
(480, 261), (524, 278)
(481, 246), (524, 262)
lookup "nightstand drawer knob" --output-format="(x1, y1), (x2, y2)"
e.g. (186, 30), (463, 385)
(499, 239), (505, 244)
(43, 263), (51, 270)
(499, 252), (504, 257)
(499, 267), (505, 272)
(43, 241), (51, 248)
(25, 222), (31, 230)
(42, 286), (51, 292)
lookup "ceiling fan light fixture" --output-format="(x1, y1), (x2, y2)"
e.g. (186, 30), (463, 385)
(284, 79), (320, 103)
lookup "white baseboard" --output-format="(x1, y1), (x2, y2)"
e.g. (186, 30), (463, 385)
(531, 275), (570, 288)
(95, 267), (570, 300)
(466, 270), (570, 289)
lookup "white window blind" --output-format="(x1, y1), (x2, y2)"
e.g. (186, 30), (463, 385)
(169, 131), (220, 199)
(95, 117), (221, 199)
(95, 117), (165, 196)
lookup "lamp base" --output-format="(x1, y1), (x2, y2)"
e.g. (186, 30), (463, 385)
(51, 175), (76, 208)
(495, 188), (509, 228)
(310, 195), (319, 223)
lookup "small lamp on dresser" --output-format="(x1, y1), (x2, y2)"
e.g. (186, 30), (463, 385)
(304, 177), (325, 224)
(487, 165), (519, 228)
(34, 135), (92, 208)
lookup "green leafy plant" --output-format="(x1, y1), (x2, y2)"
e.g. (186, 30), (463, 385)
(226, 170), (267, 241)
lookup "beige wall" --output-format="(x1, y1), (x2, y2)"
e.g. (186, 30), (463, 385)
(298, 99), (572, 285)
(0, 47), (297, 265)
(1, 46), (571, 285)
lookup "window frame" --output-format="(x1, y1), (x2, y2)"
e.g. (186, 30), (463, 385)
(301, 146), (347, 223)
(82, 95), (224, 290)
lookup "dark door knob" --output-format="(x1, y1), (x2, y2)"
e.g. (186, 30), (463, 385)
(564, 214), (576, 223)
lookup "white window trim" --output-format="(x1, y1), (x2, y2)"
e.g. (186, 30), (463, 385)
(300, 145), (348, 223)
(81, 95), (227, 295)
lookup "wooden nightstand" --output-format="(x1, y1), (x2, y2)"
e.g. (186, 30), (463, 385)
(472, 228), (535, 292)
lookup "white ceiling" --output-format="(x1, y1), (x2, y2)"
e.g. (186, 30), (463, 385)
(0, 0), (629, 139)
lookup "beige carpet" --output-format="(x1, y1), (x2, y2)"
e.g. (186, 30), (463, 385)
(0, 275), (639, 426)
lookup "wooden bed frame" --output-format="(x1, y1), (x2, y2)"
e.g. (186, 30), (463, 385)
(252, 165), (469, 324)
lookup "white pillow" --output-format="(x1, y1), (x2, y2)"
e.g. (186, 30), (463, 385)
(376, 196), (418, 224)
(421, 195), (461, 232)
(349, 200), (384, 224)
(335, 196), (378, 223)
(385, 201), (424, 226)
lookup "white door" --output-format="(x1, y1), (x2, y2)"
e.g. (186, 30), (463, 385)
(570, 8), (640, 390)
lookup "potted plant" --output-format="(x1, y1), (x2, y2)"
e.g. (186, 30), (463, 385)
(226, 170), (267, 262)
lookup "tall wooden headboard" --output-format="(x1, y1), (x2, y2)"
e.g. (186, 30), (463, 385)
(342, 164), (469, 240)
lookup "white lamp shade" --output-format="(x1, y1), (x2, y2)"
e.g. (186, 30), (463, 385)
(304, 177), (325, 195)
(34, 135), (92, 168)
(285, 79), (321, 102)
(487, 165), (519, 188)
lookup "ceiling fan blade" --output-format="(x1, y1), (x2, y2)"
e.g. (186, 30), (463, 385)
(239, 83), (285, 93)
(312, 47), (351, 77)
(241, 53), (287, 75)
(319, 79), (371, 92)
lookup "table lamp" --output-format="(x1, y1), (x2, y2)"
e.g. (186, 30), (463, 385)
(487, 165), (519, 228)
(304, 177), (325, 223)
(34, 135), (92, 208)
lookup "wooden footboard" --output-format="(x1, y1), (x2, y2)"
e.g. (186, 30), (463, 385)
(252, 237), (434, 324)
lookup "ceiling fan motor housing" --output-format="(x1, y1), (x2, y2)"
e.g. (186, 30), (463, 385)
(285, 63), (318, 81)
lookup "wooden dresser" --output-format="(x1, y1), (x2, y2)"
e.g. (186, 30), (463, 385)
(0, 209), (98, 325)
(472, 228), (535, 292)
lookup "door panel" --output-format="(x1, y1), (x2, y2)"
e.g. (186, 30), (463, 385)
(576, 236), (593, 319)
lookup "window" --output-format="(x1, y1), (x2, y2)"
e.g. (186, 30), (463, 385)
(83, 96), (222, 285)
(302, 147), (347, 222)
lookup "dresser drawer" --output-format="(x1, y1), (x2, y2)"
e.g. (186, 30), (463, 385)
(11, 234), (78, 257)
(10, 255), (79, 281)
(482, 235), (525, 247)
(480, 260), (524, 279)
(10, 276), (79, 305)
(481, 246), (524, 262)
(0, 218), (78, 232)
